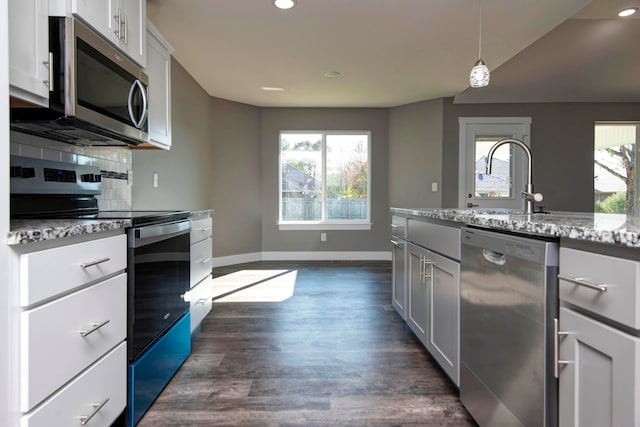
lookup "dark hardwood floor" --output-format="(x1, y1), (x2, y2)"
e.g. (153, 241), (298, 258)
(137, 261), (476, 426)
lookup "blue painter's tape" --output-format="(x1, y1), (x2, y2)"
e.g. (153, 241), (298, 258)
(128, 312), (191, 426)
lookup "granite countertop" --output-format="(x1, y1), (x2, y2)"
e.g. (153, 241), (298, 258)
(190, 209), (214, 218)
(8, 219), (132, 245)
(391, 207), (640, 248)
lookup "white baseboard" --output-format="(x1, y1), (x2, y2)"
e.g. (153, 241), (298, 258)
(212, 251), (392, 267)
(211, 252), (262, 268)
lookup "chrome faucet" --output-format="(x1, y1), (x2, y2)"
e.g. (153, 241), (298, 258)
(485, 138), (543, 214)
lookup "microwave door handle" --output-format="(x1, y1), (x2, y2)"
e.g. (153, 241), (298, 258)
(127, 79), (147, 129)
(139, 82), (149, 127)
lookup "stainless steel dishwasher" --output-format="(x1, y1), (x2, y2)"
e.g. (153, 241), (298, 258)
(460, 227), (559, 427)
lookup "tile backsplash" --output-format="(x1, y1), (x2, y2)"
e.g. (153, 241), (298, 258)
(10, 131), (133, 210)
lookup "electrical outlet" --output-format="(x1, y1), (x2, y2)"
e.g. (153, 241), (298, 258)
(321, 232), (327, 242)
(432, 182), (438, 192)
(153, 172), (159, 188)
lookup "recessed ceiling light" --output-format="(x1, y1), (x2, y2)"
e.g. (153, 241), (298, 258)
(274, 0), (296, 10)
(323, 71), (341, 79)
(261, 86), (285, 91)
(618, 7), (637, 17)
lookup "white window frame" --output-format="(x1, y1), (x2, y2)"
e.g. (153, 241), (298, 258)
(278, 130), (372, 231)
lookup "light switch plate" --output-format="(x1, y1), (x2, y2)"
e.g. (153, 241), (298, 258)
(431, 182), (438, 192)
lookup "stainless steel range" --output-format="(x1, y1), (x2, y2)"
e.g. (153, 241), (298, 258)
(10, 155), (191, 426)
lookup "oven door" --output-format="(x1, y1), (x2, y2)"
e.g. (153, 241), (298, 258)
(127, 220), (190, 361)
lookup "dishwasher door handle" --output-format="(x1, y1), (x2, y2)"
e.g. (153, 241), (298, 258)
(482, 249), (506, 266)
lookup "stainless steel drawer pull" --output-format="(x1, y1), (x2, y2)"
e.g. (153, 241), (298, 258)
(200, 258), (212, 264)
(80, 398), (109, 425)
(390, 239), (404, 248)
(196, 298), (209, 305)
(558, 273), (608, 292)
(420, 256), (433, 283)
(553, 318), (570, 378)
(80, 320), (111, 337)
(200, 227), (211, 232)
(80, 258), (111, 269)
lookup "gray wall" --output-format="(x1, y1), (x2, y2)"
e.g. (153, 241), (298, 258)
(209, 97), (262, 257)
(441, 98), (640, 211)
(132, 59), (213, 211)
(389, 98), (443, 209)
(133, 59), (640, 259)
(260, 108), (390, 253)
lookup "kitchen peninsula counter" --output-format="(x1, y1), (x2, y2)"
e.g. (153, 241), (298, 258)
(391, 208), (640, 249)
(8, 219), (131, 245)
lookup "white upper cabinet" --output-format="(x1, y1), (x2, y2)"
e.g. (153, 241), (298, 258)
(50, 0), (147, 67)
(146, 20), (174, 149)
(9, 0), (51, 106)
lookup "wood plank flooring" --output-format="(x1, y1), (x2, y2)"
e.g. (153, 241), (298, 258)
(137, 261), (476, 426)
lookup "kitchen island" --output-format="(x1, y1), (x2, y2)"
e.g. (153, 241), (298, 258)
(391, 207), (640, 249)
(390, 207), (640, 427)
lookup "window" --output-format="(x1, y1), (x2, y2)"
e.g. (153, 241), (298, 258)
(279, 131), (371, 230)
(594, 122), (639, 215)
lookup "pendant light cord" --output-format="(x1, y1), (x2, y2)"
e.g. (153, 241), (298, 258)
(478, 0), (482, 59)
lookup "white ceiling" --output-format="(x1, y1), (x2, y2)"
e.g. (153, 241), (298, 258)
(146, 0), (640, 108)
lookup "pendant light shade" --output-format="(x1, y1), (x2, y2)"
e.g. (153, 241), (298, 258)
(470, 59), (490, 88)
(469, 0), (490, 88)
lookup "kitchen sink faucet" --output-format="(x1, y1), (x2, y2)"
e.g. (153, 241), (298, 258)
(485, 138), (543, 214)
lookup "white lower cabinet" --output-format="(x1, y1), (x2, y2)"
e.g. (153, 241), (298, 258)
(391, 236), (406, 319)
(20, 274), (126, 411)
(407, 243), (460, 385)
(559, 307), (640, 427)
(10, 232), (127, 426)
(400, 217), (461, 386)
(189, 277), (213, 333)
(425, 250), (459, 385)
(190, 213), (213, 333)
(21, 343), (126, 427)
(558, 246), (640, 426)
(407, 243), (428, 344)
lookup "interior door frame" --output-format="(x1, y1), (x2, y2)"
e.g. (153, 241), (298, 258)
(458, 117), (532, 209)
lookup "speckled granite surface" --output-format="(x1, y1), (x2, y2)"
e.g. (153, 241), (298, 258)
(190, 209), (214, 218)
(391, 208), (640, 248)
(8, 219), (131, 245)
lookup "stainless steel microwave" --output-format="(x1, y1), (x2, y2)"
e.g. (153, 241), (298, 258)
(11, 17), (149, 146)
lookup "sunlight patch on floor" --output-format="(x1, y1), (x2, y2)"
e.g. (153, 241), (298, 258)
(212, 269), (297, 302)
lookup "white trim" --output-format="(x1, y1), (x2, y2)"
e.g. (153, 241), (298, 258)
(278, 223), (372, 231)
(279, 130), (371, 226)
(458, 117), (532, 209)
(212, 252), (263, 268)
(212, 251), (391, 267)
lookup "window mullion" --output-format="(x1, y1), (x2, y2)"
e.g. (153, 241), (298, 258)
(322, 134), (327, 222)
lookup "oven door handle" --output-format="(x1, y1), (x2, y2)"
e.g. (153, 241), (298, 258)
(134, 220), (190, 243)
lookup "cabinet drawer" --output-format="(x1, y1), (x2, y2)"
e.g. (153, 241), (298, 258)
(408, 219), (461, 261)
(21, 343), (126, 427)
(391, 216), (407, 239)
(20, 234), (126, 306)
(20, 274), (126, 411)
(190, 217), (212, 244)
(190, 277), (213, 333)
(191, 237), (212, 288)
(559, 247), (640, 329)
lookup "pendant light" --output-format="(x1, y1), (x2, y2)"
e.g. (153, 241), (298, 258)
(469, 0), (490, 88)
